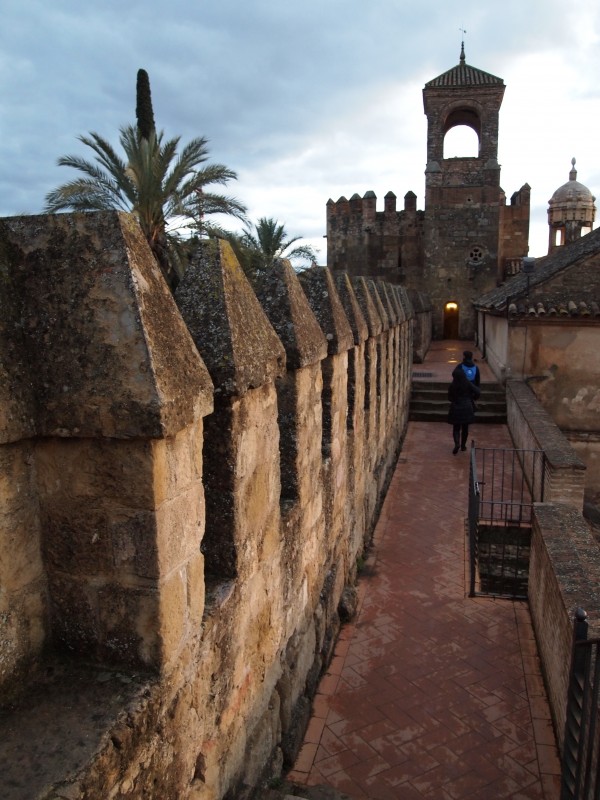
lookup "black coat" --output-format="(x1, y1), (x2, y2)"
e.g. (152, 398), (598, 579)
(447, 372), (481, 425)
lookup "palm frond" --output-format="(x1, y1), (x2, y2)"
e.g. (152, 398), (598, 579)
(45, 180), (124, 212)
(46, 115), (242, 287)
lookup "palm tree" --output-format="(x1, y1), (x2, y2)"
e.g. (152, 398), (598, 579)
(229, 217), (317, 278)
(44, 70), (246, 287)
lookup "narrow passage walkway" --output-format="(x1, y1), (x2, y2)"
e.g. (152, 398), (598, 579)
(288, 344), (562, 799)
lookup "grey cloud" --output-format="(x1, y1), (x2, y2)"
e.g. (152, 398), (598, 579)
(1, 0), (598, 258)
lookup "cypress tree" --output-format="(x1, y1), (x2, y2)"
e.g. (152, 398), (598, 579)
(136, 68), (155, 140)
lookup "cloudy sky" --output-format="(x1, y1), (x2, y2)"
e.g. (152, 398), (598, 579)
(1, 0), (599, 261)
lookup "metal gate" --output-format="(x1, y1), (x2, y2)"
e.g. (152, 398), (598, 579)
(468, 444), (546, 599)
(562, 609), (600, 799)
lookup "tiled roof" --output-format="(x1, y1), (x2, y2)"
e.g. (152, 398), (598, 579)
(425, 47), (503, 89)
(425, 63), (503, 88)
(474, 226), (600, 311)
(507, 300), (600, 318)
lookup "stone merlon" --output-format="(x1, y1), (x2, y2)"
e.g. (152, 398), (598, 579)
(351, 277), (383, 337)
(175, 239), (286, 396)
(376, 281), (400, 326)
(0, 211), (213, 441)
(297, 266), (354, 356)
(333, 273), (369, 346)
(251, 258), (328, 369)
(367, 280), (390, 331)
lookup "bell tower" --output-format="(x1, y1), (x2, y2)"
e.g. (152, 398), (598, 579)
(422, 44), (507, 339)
(324, 45), (530, 332)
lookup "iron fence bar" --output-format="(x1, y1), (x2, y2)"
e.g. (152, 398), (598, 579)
(491, 448), (497, 517)
(582, 642), (600, 798)
(518, 446), (527, 516)
(468, 443), (479, 597)
(494, 449), (499, 498)
(575, 645), (592, 797)
(562, 608), (591, 800)
(594, 682), (600, 799)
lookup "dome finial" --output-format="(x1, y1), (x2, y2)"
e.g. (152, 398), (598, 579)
(570, 158), (577, 181)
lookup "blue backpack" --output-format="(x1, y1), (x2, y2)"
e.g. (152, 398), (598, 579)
(462, 364), (477, 383)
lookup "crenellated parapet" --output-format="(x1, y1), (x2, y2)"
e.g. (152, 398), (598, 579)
(326, 190), (425, 282)
(0, 213), (414, 799)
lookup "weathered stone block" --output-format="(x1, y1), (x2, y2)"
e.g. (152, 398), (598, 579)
(35, 438), (156, 511)
(152, 418), (205, 507)
(186, 551), (206, 628)
(48, 573), (101, 654)
(155, 487), (204, 574)
(111, 509), (161, 579)
(0, 496), (43, 593)
(41, 502), (116, 575)
(157, 567), (188, 666)
(96, 583), (161, 668)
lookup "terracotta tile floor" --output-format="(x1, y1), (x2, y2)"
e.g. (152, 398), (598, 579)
(289, 343), (562, 799)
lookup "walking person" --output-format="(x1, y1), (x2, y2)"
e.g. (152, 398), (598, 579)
(448, 366), (480, 454)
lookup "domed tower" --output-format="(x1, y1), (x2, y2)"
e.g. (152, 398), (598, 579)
(421, 44), (529, 339)
(548, 159), (596, 253)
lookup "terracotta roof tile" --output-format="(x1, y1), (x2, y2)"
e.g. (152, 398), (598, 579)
(425, 61), (503, 88)
(507, 298), (600, 318)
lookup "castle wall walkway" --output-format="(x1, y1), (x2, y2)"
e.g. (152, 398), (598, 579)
(289, 343), (562, 799)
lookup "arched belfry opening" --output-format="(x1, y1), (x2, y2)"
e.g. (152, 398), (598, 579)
(443, 301), (459, 339)
(443, 107), (481, 158)
(444, 105), (481, 138)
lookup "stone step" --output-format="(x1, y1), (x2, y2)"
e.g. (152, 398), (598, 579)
(411, 385), (506, 398)
(255, 784), (352, 800)
(409, 409), (508, 424)
(409, 379), (507, 424)
(410, 398), (507, 414)
(411, 379), (506, 395)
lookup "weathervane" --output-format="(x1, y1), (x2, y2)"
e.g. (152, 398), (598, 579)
(459, 26), (467, 62)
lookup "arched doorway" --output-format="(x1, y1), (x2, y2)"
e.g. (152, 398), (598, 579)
(443, 302), (459, 339)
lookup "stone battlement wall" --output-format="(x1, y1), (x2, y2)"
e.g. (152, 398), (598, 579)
(506, 379), (598, 755)
(0, 212), (414, 799)
(529, 503), (600, 753)
(506, 379), (586, 508)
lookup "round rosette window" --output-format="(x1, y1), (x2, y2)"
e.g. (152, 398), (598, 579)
(468, 245), (484, 266)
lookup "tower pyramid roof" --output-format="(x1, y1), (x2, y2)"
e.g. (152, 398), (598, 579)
(425, 44), (504, 88)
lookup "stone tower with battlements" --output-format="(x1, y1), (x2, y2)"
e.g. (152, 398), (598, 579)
(326, 45), (531, 340)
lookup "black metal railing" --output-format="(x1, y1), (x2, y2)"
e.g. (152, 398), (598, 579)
(468, 445), (481, 597)
(468, 444), (546, 599)
(562, 609), (600, 800)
